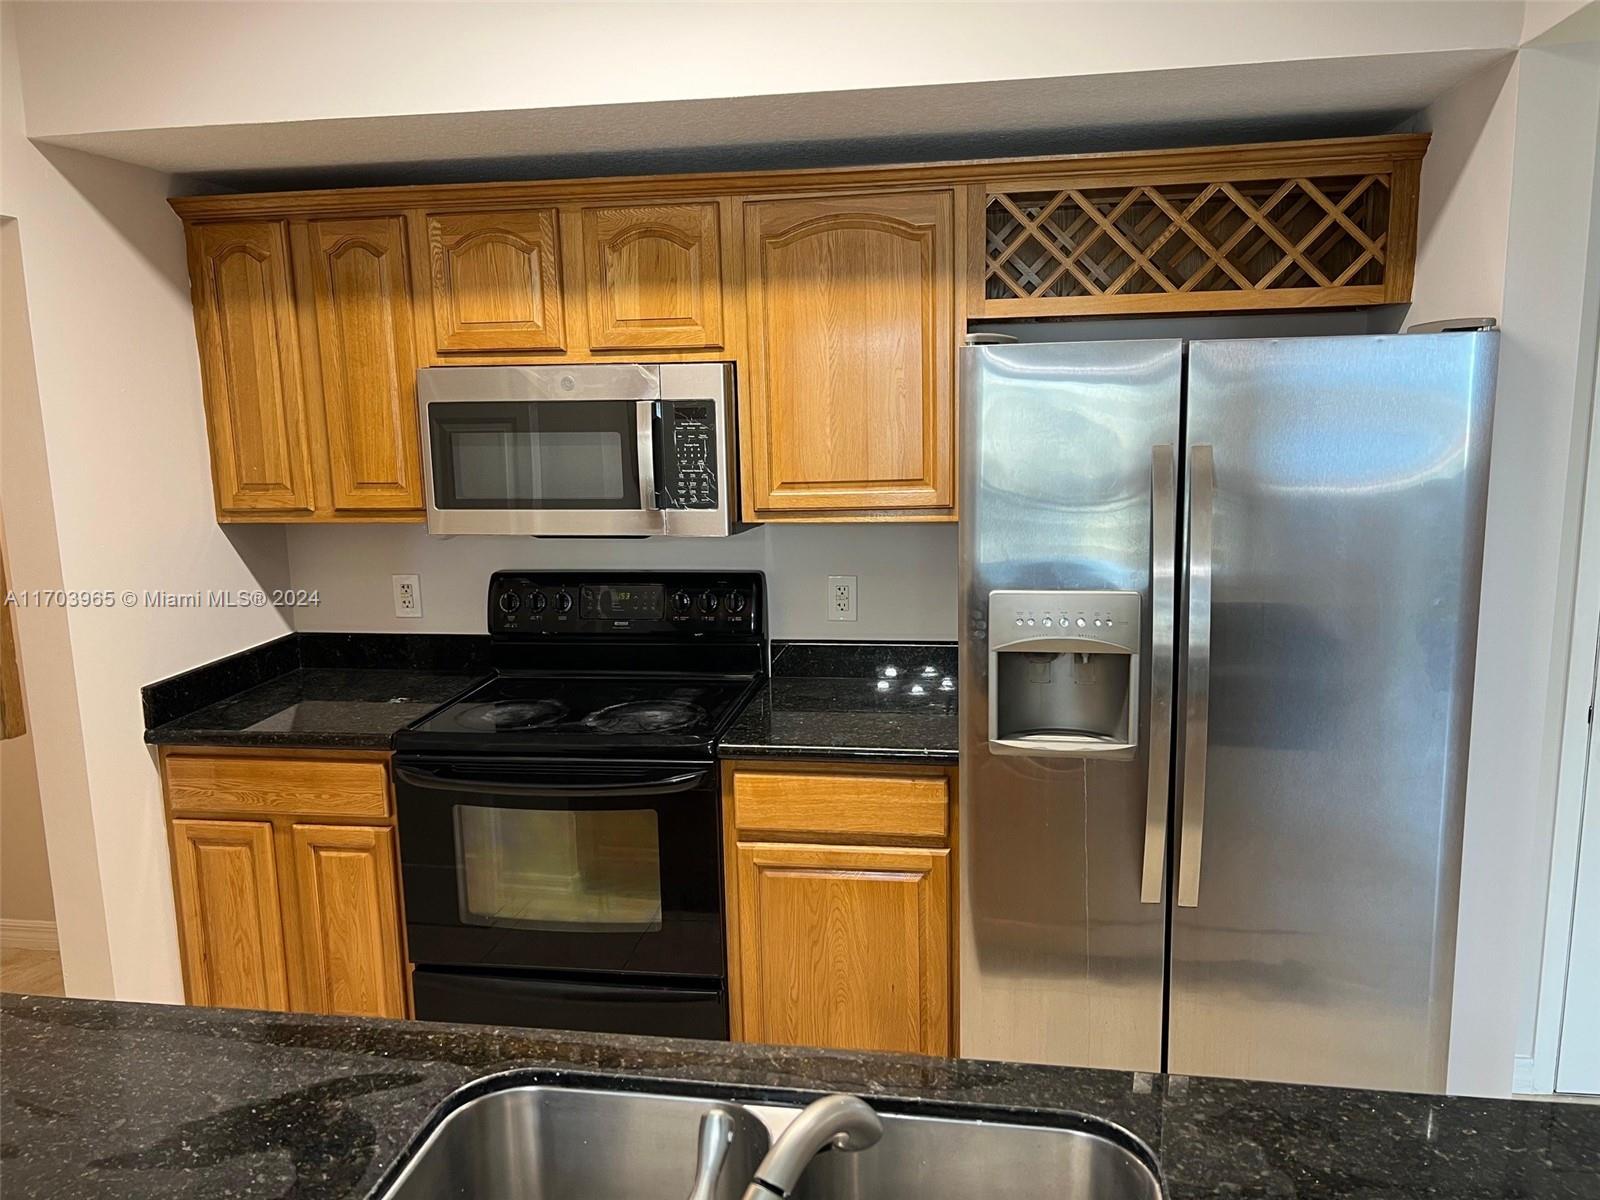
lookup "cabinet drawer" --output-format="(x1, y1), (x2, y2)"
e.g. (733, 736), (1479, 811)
(730, 769), (948, 842)
(166, 755), (390, 819)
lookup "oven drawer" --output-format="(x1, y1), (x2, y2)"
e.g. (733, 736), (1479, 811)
(730, 768), (949, 843)
(412, 968), (727, 1039)
(166, 754), (390, 819)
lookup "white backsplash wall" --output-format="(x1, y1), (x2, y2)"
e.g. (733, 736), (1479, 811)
(285, 522), (958, 642)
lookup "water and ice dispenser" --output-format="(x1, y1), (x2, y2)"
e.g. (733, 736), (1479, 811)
(988, 590), (1141, 759)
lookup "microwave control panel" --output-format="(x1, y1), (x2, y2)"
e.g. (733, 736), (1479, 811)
(657, 401), (719, 511)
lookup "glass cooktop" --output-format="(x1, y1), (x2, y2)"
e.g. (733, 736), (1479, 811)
(396, 671), (760, 757)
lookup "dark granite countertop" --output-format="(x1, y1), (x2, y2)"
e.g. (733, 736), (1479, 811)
(142, 633), (489, 751)
(145, 634), (960, 762)
(720, 642), (959, 764)
(144, 667), (480, 750)
(4, 993), (1596, 1199)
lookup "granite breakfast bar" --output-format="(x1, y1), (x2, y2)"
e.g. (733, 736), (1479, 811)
(2, 993), (1596, 1200)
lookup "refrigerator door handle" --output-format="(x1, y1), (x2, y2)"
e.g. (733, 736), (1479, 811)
(1176, 443), (1216, 908)
(1141, 444), (1177, 903)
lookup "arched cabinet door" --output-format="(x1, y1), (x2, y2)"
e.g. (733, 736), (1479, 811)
(424, 209), (566, 354)
(305, 217), (423, 512)
(741, 190), (956, 519)
(188, 221), (315, 514)
(580, 202), (725, 351)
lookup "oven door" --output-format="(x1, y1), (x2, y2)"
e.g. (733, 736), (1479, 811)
(394, 757), (723, 979)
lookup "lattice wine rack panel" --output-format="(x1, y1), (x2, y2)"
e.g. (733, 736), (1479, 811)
(977, 158), (1419, 318)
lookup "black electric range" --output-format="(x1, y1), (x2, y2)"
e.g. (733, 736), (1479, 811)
(392, 570), (765, 1039)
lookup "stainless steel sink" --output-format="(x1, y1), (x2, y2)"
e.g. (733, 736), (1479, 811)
(757, 1105), (1163, 1200)
(378, 1086), (772, 1200)
(376, 1081), (1162, 1200)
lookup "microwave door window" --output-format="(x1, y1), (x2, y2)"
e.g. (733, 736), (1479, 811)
(430, 400), (641, 509)
(451, 422), (531, 501)
(534, 431), (626, 500)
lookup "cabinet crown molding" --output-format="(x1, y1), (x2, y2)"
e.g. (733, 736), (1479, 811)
(169, 134), (1429, 221)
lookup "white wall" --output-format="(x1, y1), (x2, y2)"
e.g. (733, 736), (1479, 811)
(11, 1), (1526, 139)
(1440, 36), (1600, 1096)
(0, 212), (112, 996)
(1, 9), (294, 1002)
(287, 524), (958, 643)
(1408, 57), (1520, 326)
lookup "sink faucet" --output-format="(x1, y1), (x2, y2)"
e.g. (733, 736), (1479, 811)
(740, 1094), (883, 1199)
(686, 1108), (738, 1200)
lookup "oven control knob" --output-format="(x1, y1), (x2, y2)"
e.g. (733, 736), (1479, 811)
(725, 591), (748, 615)
(529, 591), (548, 613)
(496, 591), (522, 615)
(554, 589), (573, 614)
(698, 590), (720, 615)
(671, 589), (693, 616)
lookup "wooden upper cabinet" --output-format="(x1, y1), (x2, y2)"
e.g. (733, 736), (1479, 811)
(171, 137), (1425, 526)
(742, 190), (956, 518)
(290, 823), (406, 1019)
(424, 208), (565, 354)
(580, 202), (724, 350)
(170, 819), (291, 1011)
(304, 217), (423, 511)
(735, 842), (951, 1055)
(188, 221), (314, 515)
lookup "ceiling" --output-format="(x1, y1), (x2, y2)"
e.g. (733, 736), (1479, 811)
(30, 48), (1509, 192)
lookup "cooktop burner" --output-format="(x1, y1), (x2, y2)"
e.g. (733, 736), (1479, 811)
(454, 699), (568, 731)
(393, 570), (766, 761)
(583, 700), (707, 735)
(398, 672), (757, 756)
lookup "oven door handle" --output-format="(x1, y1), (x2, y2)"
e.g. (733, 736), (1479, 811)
(394, 764), (709, 798)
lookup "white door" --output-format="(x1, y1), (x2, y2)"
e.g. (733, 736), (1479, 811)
(1557, 678), (1600, 1093)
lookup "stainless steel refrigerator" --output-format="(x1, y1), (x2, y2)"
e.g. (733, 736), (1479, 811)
(958, 332), (1498, 1092)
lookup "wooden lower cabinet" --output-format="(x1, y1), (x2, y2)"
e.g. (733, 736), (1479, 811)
(170, 819), (291, 1011)
(735, 842), (950, 1055)
(724, 762), (956, 1056)
(290, 824), (407, 1018)
(163, 752), (408, 1019)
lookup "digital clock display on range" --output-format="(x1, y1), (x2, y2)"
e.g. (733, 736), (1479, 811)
(581, 584), (664, 620)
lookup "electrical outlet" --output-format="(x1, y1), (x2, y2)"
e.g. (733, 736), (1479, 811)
(392, 574), (422, 619)
(827, 575), (857, 622)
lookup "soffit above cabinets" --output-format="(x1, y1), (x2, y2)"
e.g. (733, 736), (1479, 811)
(51, 51), (1499, 189)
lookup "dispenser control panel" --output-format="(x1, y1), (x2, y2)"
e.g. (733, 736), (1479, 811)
(988, 590), (1140, 652)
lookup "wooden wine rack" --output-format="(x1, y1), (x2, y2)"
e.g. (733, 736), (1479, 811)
(973, 141), (1421, 318)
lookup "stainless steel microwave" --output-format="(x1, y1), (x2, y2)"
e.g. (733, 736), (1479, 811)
(418, 362), (738, 536)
